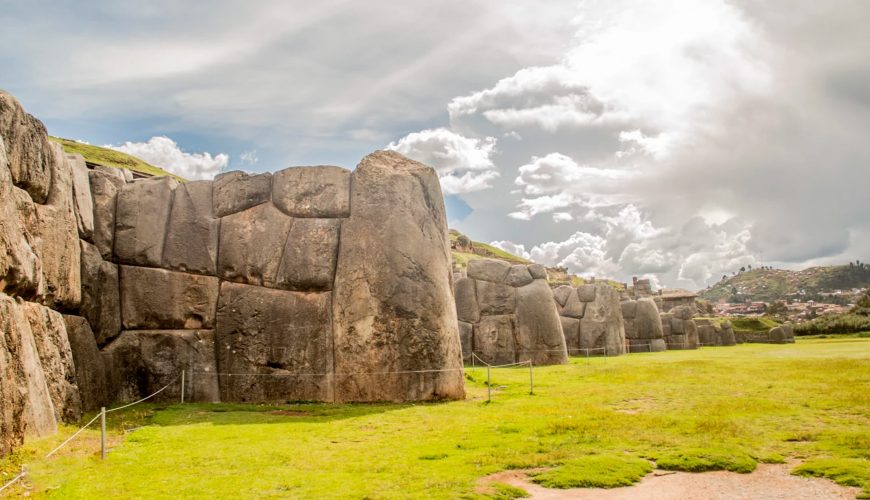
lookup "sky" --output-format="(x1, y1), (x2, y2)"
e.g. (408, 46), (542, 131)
(2, 0), (868, 291)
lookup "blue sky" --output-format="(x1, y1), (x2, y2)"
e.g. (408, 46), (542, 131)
(3, 0), (869, 290)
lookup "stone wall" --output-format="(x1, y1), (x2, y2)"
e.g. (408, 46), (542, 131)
(660, 306), (699, 350)
(621, 298), (666, 353)
(1, 90), (464, 456)
(1, 91), (86, 454)
(454, 259), (568, 365)
(554, 283), (627, 356)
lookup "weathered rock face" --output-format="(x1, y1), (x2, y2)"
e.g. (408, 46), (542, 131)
(217, 202), (294, 288)
(275, 218), (341, 291)
(68, 154), (94, 241)
(212, 170), (271, 217)
(62, 315), (108, 411)
(79, 240), (121, 346)
(456, 259), (568, 365)
(89, 168), (126, 259)
(272, 165), (351, 218)
(114, 176), (178, 267)
(621, 298), (665, 353)
(333, 151), (464, 402)
(163, 180), (219, 275)
(215, 282), (333, 402)
(555, 284), (627, 356)
(120, 266), (220, 330)
(104, 330), (219, 403)
(3, 90), (471, 457)
(23, 302), (82, 422)
(664, 307), (699, 350)
(718, 321), (737, 346)
(0, 91), (53, 204)
(697, 320), (719, 346)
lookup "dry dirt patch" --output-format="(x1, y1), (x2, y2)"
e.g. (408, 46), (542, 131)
(484, 464), (861, 499)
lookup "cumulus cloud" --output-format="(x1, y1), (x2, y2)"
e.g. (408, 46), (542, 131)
(106, 136), (228, 180)
(386, 128), (500, 194)
(489, 240), (531, 260)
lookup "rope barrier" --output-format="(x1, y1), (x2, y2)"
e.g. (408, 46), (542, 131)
(106, 376), (180, 413)
(44, 413), (102, 458)
(0, 470), (26, 495)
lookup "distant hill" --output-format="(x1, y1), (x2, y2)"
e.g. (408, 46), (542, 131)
(50, 137), (182, 179)
(699, 264), (870, 303)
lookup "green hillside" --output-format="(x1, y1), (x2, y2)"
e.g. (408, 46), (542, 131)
(699, 264), (870, 303)
(449, 229), (531, 268)
(49, 137), (182, 179)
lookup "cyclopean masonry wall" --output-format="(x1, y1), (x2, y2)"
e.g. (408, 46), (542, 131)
(1, 91), (85, 455)
(454, 259), (568, 366)
(104, 151), (465, 404)
(554, 284), (627, 357)
(0, 91), (464, 456)
(660, 305), (700, 350)
(621, 298), (666, 353)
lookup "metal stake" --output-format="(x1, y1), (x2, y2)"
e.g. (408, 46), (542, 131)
(180, 370), (185, 404)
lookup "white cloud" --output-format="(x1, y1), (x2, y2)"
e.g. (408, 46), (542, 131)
(239, 150), (258, 166)
(106, 136), (228, 180)
(386, 128), (500, 194)
(489, 240), (531, 260)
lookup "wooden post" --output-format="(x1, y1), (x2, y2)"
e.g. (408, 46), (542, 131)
(528, 360), (534, 395)
(486, 365), (491, 403)
(100, 407), (106, 460)
(180, 370), (186, 404)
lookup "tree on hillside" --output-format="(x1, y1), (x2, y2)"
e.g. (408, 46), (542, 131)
(766, 300), (787, 316)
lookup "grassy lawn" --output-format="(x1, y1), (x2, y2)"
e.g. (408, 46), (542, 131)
(3, 339), (869, 498)
(49, 137), (183, 180)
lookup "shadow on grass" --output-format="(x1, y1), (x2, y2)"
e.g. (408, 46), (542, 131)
(94, 399), (445, 432)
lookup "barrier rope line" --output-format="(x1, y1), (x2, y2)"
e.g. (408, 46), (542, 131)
(191, 368), (465, 378)
(0, 470), (27, 495)
(44, 413), (102, 458)
(106, 375), (180, 413)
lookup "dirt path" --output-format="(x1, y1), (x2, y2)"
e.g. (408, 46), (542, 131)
(485, 464), (861, 500)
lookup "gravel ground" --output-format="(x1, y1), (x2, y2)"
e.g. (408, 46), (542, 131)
(485, 463), (861, 500)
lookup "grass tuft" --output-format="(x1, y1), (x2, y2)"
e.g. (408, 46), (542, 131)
(793, 458), (870, 498)
(531, 455), (652, 489)
(653, 447), (757, 473)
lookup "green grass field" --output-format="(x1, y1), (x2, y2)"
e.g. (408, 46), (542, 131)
(3, 339), (869, 498)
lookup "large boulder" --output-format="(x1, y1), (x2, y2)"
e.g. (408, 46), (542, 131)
(31, 144), (81, 309)
(467, 259), (510, 283)
(89, 168), (126, 259)
(215, 282), (333, 402)
(163, 180), (219, 275)
(458, 321), (473, 364)
(634, 299), (664, 340)
(114, 176), (178, 267)
(212, 171), (271, 217)
(578, 284), (626, 355)
(104, 330), (219, 403)
(67, 154), (94, 241)
(275, 218), (341, 291)
(217, 202), (293, 288)
(79, 240), (121, 346)
(272, 165), (351, 218)
(332, 151), (464, 402)
(454, 277), (480, 324)
(0, 294), (50, 452)
(62, 315), (109, 412)
(476, 280), (516, 315)
(0, 136), (42, 298)
(120, 266), (219, 330)
(514, 280), (568, 365)
(473, 315), (516, 365)
(23, 302), (82, 423)
(0, 90), (53, 204)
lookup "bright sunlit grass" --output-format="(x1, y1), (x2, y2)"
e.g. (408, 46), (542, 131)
(3, 339), (869, 498)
